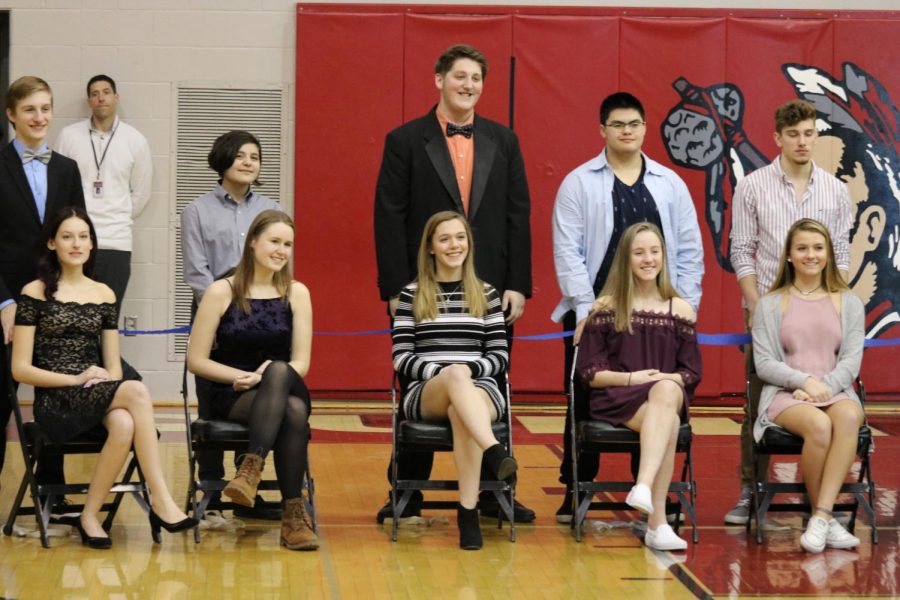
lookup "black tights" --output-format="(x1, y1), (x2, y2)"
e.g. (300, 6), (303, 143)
(228, 361), (310, 499)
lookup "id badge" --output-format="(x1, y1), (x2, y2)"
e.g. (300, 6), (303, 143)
(93, 180), (104, 198)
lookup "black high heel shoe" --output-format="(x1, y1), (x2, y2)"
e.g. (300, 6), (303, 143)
(483, 443), (518, 483)
(149, 510), (199, 541)
(65, 516), (112, 550)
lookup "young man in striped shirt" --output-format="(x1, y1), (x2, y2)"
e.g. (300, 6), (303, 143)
(726, 99), (852, 524)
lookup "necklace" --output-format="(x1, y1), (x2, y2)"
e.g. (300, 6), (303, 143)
(439, 282), (462, 306)
(792, 282), (822, 296)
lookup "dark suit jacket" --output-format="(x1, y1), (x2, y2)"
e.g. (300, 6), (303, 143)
(0, 142), (86, 303)
(374, 108), (531, 301)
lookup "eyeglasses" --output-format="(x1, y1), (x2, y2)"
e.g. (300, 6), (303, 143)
(604, 120), (645, 130)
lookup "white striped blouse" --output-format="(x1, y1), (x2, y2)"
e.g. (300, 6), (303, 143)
(730, 157), (852, 297)
(392, 281), (509, 381)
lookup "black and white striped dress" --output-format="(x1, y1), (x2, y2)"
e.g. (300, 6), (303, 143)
(392, 281), (509, 421)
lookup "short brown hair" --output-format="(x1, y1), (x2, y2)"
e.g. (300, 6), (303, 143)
(774, 99), (817, 133)
(434, 44), (488, 78)
(5, 76), (52, 116)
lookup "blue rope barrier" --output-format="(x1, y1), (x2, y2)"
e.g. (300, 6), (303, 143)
(118, 325), (899, 348)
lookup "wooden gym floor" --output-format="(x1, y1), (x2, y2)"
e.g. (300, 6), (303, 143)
(1, 401), (898, 599)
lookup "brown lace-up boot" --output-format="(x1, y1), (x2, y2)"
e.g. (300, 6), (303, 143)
(281, 497), (319, 551)
(223, 453), (264, 507)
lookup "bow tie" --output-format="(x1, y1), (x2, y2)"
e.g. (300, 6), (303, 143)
(22, 148), (52, 165)
(446, 123), (474, 138)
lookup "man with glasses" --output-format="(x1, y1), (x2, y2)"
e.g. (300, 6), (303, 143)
(551, 92), (704, 522)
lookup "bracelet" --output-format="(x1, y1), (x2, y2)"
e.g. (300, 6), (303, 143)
(626, 372), (632, 386)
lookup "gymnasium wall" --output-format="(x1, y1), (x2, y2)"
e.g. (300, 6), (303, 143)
(295, 5), (900, 397)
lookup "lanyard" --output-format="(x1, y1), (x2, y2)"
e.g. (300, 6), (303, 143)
(90, 121), (119, 177)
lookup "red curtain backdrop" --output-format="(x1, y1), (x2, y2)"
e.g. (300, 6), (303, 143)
(295, 5), (900, 397)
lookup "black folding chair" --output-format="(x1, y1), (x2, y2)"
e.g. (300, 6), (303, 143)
(568, 346), (698, 543)
(747, 371), (877, 544)
(2, 348), (153, 548)
(182, 362), (316, 543)
(389, 371), (516, 542)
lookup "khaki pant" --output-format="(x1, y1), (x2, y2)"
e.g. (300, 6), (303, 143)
(741, 310), (769, 487)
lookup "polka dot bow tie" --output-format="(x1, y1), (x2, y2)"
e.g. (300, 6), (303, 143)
(22, 148), (52, 164)
(446, 123), (474, 138)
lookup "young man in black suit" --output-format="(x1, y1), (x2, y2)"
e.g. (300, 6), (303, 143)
(0, 76), (86, 492)
(373, 44), (534, 523)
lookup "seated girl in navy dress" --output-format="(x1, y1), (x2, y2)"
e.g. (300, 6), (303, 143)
(392, 211), (516, 550)
(752, 218), (865, 554)
(12, 207), (196, 549)
(575, 222), (701, 551)
(188, 210), (317, 551)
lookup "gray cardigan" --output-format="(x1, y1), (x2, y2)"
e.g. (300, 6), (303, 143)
(752, 290), (865, 442)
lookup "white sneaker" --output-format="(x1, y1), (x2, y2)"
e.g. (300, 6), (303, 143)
(644, 524), (687, 551)
(800, 516), (828, 553)
(825, 518), (860, 549)
(625, 484), (653, 514)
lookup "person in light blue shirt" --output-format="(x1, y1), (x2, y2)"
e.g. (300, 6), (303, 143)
(551, 92), (704, 523)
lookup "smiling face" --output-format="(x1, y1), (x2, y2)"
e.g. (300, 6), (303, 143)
(775, 118), (818, 168)
(7, 90), (52, 148)
(788, 229), (828, 283)
(251, 221), (293, 274)
(48, 216), (93, 267)
(222, 142), (261, 190)
(435, 58), (483, 122)
(629, 229), (663, 284)
(430, 217), (469, 279)
(601, 107), (646, 157)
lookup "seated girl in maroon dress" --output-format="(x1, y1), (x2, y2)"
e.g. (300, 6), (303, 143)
(752, 218), (865, 554)
(575, 222), (701, 551)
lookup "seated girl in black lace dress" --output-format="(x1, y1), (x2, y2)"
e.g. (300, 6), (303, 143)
(12, 207), (195, 549)
(187, 210), (317, 551)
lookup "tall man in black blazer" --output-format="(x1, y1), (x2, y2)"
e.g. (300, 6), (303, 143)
(373, 45), (534, 523)
(0, 76), (86, 489)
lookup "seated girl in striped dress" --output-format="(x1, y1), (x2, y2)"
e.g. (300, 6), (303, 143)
(392, 211), (516, 550)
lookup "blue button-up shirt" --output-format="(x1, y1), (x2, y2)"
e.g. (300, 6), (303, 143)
(180, 184), (281, 299)
(12, 138), (49, 222)
(552, 150), (704, 323)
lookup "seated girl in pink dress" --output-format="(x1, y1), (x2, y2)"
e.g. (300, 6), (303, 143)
(752, 218), (865, 553)
(575, 222), (701, 551)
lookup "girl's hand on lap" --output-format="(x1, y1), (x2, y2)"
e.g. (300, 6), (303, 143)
(803, 377), (831, 403)
(793, 389), (811, 401)
(630, 369), (660, 385)
(79, 365), (110, 385)
(233, 372), (261, 391)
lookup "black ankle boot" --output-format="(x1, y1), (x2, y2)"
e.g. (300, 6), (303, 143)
(483, 443), (517, 483)
(457, 504), (483, 550)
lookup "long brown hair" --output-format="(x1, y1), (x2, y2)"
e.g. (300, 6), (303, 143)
(769, 218), (849, 294)
(230, 210), (294, 314)
(37, 207), (99, 300)
(598, 222), (679, 333)
(413, 211), (486, 321)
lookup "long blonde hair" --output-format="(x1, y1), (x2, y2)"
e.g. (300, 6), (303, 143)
(598, 222), (679, 333)
(413, 211), (486, 321)
(769, 218), (849, 294)
(231, 210), (294, 314)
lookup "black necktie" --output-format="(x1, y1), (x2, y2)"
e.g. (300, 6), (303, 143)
(446, 123), (473, 138)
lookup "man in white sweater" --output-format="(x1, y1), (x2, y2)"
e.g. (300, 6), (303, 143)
(55, 74), (152, 316)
